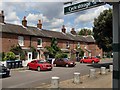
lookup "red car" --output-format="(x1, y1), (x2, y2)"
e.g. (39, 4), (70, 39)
(80, 57), (100, 63)
(27, 60), (52, 71)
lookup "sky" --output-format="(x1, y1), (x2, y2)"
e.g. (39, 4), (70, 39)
(0, 0), (112, 33)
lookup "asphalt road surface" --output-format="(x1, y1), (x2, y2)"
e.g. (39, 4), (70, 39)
(1, 58), (113, 88)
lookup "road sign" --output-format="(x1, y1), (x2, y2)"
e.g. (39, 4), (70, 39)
(64, 2), (106, 15)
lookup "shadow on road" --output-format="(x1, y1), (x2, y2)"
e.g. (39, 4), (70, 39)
(87, 62), (113, 69)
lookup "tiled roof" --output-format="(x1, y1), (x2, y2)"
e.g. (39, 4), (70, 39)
(0, 23), (95, 43)
(83, 35), (95, 43)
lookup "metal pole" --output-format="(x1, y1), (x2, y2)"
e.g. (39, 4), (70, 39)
(112, 2), (120, 89)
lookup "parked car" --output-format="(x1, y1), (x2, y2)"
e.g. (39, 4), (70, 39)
(27, 60), (52, 71)
(53, 58), (76, 67)
(47, 58), (54, 64)
(0, 64), (10, 78)
(80, 57), (100, 63)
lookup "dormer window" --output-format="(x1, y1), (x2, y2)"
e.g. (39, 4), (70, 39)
(18, 36), (24, 46)
(37, 38), (42, 47)
(66, 41), (70, 49)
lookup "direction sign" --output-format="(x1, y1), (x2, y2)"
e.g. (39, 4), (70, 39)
(64, 2), (106, 15)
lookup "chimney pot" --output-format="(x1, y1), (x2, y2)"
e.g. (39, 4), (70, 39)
(0, 10), (4, 23)
(71, 28), (77, 35)
(22, 16), (27, 27)
(62, 25), (66, 33)
(37, 20), (42, 29)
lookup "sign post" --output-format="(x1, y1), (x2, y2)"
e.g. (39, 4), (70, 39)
(64, 2), (106, 15)
(112, 2), (120, 89)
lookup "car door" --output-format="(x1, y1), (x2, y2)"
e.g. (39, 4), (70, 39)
(60, 59), (65, 66)
(87, 57), (92, 63)
(55, 59), (60, 65)
(30, 61), (36, 69)
(84, 57), (89, 63)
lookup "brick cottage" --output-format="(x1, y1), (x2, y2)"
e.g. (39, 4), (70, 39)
(0, 11), (103, 61)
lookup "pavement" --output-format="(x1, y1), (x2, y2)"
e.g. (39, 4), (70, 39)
(37, 70), (112, 88)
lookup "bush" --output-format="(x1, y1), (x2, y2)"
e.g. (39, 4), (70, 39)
(4, 52), (16, 61)
(55, 53), (68, 59)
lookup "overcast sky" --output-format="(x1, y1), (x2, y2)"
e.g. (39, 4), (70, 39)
(1, 0), (112, 33)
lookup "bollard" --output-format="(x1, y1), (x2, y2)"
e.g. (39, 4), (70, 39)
(73, 72), (80, 84)
(89, 69), (96, 78)
(109, 65), (113, 72)
(51, 77), (59, 88)
(100, 67), (106, 75)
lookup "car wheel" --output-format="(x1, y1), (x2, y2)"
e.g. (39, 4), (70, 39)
(81, 61), (84, 63)
(92, 61), (95, 64)
(37, 67), (41, 72)
(27, 65), (30, 70)
(66, 64), (69, 67)
(54, 64), (57, 67)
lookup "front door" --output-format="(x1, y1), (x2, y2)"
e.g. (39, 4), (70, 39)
(37, 51), (40, 59)
(28, 52), (32, 61)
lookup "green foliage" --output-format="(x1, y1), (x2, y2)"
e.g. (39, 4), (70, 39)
(10, 45), (22, 54)
(55, 53), (68, 59)
(4, 52), (16, 60)
(0, 52), (5, 61)
(93, 9), (112, 52)
(77, 48), (84, 57)
(45, 38), (61, 58)
(70, 54), (76, 60)
(78, 28), (93, 36)
(30, 46), (37, 59)
(10, 45), (25, 60)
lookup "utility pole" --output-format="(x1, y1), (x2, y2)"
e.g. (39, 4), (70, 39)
(112, 2), (120, 89)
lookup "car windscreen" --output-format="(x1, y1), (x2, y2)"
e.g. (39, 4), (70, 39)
(63, 58), (69, 61)
(37, 60), (49, 64)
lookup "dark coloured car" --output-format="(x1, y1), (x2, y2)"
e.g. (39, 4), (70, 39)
(27, 60), (52, 71)
(0, 65), (10, 78)
(53, 58), (76, 67)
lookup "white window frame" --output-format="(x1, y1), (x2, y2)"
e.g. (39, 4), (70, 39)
(66, 41), (70, 49)
(77, 42), (80, 48)
(37, 38), (42, 47)
(18, 36), (24, 46)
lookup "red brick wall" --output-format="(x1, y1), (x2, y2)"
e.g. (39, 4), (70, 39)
(1, 33), (34, 52)
(1, 33), (103, 58)
(88, 43), (103, 58)
(2, 33), (18, 52)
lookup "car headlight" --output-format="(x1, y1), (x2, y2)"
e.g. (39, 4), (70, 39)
(70, 63), (73, 64)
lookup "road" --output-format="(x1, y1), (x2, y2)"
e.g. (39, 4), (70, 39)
(1, 58), (113, 88)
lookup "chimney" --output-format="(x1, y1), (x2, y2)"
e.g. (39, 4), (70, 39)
(22, 16), (27, 27)
(71, 28), (77, 35)
(37, 20), (42, 29)
(0, 10), (4, 23)
(61, 25), (66, 33)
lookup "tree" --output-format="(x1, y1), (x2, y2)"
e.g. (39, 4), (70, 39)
(10, 45), (25, 60)
(4, 52), (16, 60)
(55, 53), (68, 59)
(30, 46), (37, 59)
(93, 9), (112, 52)
(78, 28), (93, 36)
(45, 38), (61, 58)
